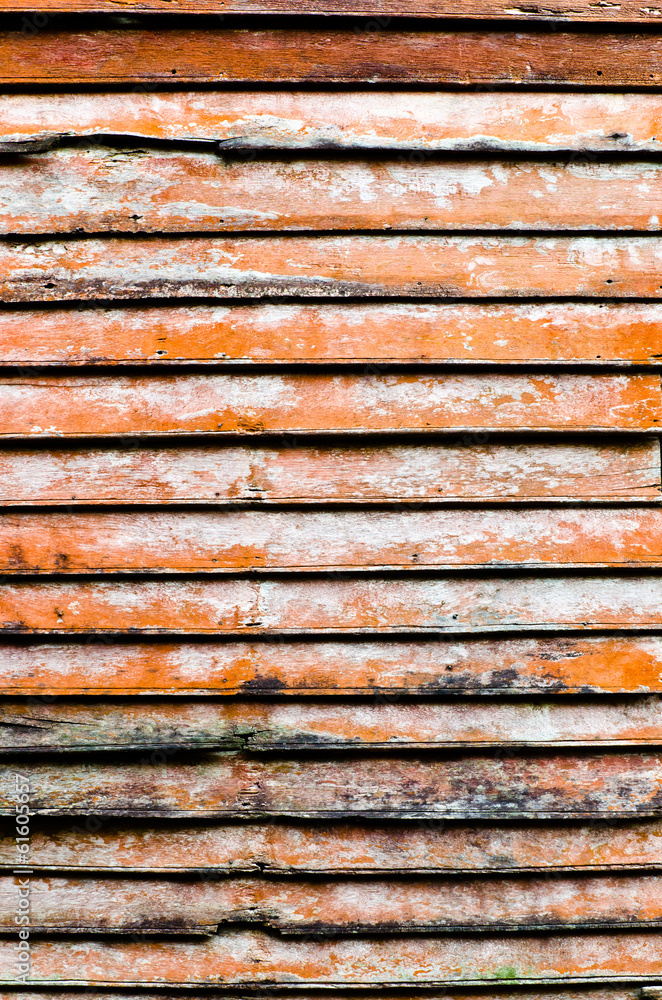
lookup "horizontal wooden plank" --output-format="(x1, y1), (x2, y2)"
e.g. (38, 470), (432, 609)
(0, 872), (659, 935)
(2, 930), (662, 986)
(0, 993), (647, 1000)
(4, 698), (662, 752)
(10, 152), (662, 234)
(2, 753), (662, 818)
(8, 29), (662, 86)
(0, 441), (657, 505)
(5, 575), (662, 634)
(4, 302), (662, 367)
(2, 0), (662, 18)
(2, 374), (656, 437)
(4, 636), (662, 696)
(9, 236), (662, 301)
(7, 92), (662, 152)
(9, 509), (662, 574)
(0, 994), (634, 1000)
(2, 818), (662, 873)
(0, 992), (642, 1000)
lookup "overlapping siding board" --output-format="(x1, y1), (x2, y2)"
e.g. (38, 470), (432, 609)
(0, 7), (661, 1000)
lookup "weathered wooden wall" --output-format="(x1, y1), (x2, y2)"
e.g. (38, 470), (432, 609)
(0, 8), (661, 1000)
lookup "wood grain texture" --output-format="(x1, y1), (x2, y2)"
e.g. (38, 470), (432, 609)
(9, 236), (662, 301)
(4, 698), (662, 752)
(5, 12), (662, 992)
(4, 636), (662, 696)
(9, 151), (662, 234)
(4, 302), (662, 367)
(0, 991), (650, 1000)
(7, 29), (662, 86)
(3, 818), (662, 872)
(0, 982), (644, 1000)
(2, 374), (657, 438)
(0, 993), (643, 1000)
(2, 0), (662, 17)
(3, 930), (662, 986)
(0, 441), (657, 506)
(1, 872), (660, 934)
(8, 508), (662, 574)
(7, 92), (662, 152)
(5, 24), (662, 985)
(7, 575), (662, 634)
(3, 753), (662, 818)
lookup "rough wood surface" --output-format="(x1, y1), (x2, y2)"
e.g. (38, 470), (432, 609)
(2, 818), (661, 872)
(3, 302), (662, 367)
(2, 374), (656, 438)
(0, 441), (656, 506)
(2, 753), (662, 818)
(6, 92), (662, 152)
(3, 698), (662, 752)
(8, 508), (662, 574)
(3, 636), (662, 696)
(7, 29), (662, 86)
(0, 982), (644, 1000)
(9, 151), (662, 233)
(6, 575), (662, 634)
(8, 236), (662, 301)
(1, 0), (662, 17)
(4, 12), (662, 993)
(0, 992), (644, 1000)
(2, 930), (662, 986)
(0, 872), (659, 934)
